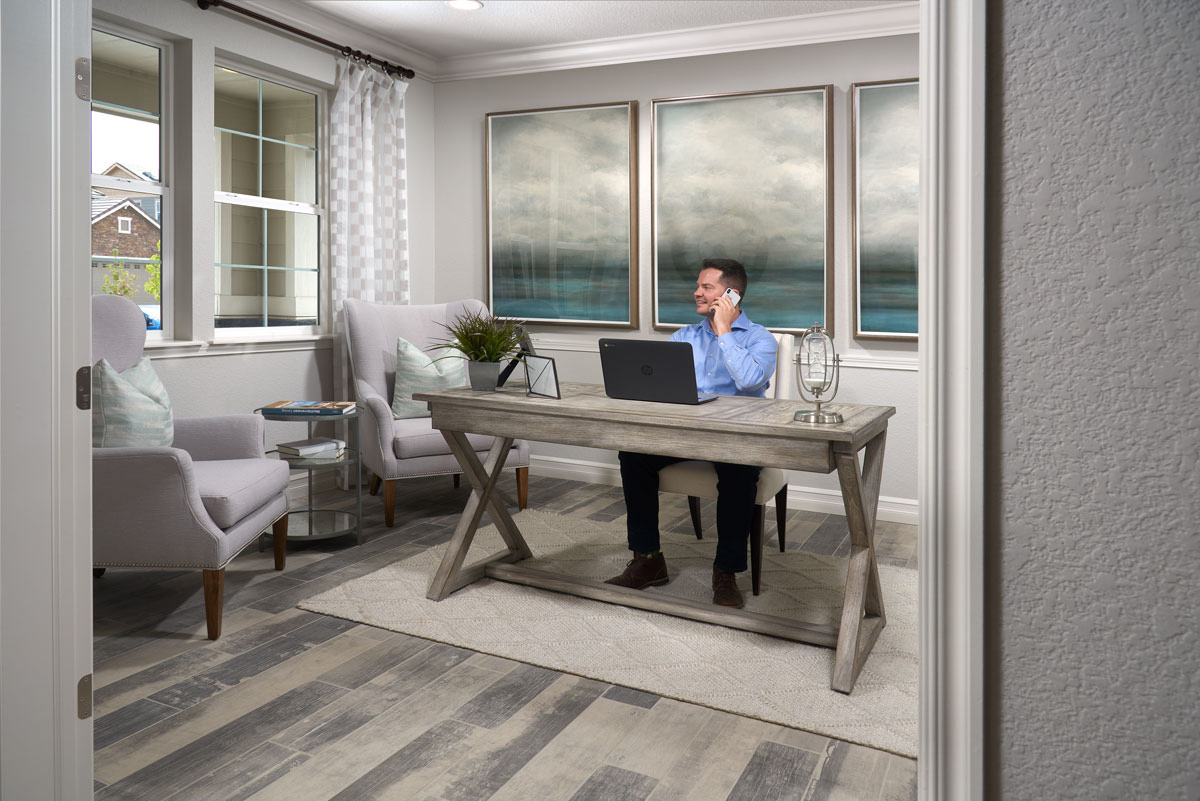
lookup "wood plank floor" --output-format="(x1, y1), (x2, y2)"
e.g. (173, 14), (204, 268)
(93, 474), (918, 801)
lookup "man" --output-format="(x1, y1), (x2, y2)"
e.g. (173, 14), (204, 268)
(606, 258), (778, 608)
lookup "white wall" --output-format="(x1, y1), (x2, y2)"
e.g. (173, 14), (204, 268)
(431, 36), (920, 519)
(989, 0), (1199, 797)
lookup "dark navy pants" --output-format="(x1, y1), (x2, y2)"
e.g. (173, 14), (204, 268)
(617, 450), (761, 574)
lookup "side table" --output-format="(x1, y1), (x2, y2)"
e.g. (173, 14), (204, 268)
(259, 405), (363, 545)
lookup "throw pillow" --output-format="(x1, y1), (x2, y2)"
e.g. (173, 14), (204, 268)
(92, 357), (174, 447)
(391, 336), (466, 419)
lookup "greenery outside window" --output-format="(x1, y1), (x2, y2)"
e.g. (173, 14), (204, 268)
(90, 28), (167, 333)
(214, 66), (321, 329)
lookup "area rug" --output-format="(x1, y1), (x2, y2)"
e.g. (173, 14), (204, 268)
(299, 509), (917, 757)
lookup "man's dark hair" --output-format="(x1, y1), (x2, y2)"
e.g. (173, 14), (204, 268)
(701, 258), (748, 297)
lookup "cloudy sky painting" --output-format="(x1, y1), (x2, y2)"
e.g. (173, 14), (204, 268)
(855, 81), (919, 337)
(488, 103), (634, 324)
(654, 89), (830, 329)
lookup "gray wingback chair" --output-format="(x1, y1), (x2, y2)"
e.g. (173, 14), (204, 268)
(91, 295), (291, 639)
(343, 298), (529, 527)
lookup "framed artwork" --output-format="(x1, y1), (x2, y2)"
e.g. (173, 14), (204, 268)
(852, 79), (919, 340)
(652, 86), (833, 333)
(487, 101), (638, 327)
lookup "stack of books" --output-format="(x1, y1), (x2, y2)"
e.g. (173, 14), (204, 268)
(276, 437), (346, 459)
(260, 400), (357, 415)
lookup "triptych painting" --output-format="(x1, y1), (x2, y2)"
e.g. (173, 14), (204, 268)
(484, 81), (919, 340)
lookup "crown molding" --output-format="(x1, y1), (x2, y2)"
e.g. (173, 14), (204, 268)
(226, 1), (917, 83)
(432, 3), (919, 82)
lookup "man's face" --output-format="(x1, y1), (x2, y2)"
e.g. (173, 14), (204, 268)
(693, 268), (727, 316)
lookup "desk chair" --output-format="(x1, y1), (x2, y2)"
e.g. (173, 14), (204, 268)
(343, 298), (530, 527)
(91, 295), (290, 640)
(657, 332), (795, 596)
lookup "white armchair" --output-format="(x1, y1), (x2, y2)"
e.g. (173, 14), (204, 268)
(91, 295), (290, 639)
(343, 298), (530, 527)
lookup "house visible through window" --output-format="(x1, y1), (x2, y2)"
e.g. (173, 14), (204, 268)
(90, 28), (166, 332)
(214, 66), (320, 329)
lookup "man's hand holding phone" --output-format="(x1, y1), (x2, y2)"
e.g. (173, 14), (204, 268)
(710, 287), (741, 336)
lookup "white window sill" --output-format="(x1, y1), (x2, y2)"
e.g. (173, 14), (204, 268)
(145, 333), (333, 359)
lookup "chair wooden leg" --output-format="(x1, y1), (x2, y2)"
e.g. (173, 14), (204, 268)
(272, 514), (289, 571)
(516, 467), (529, 510)
(369, 473), (381, 496)
(750, 504), (765, 596)
(774, 486), (788, 552)
(93, 567), (106, 578)
(202, 568), (225, 640)
(453, 474), (461, 489)
(383, 479), (397, 528)
(687, 496), (703, 539)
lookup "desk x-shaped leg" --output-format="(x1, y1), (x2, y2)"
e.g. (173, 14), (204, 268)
(426, 432), (533, 601)
(830, 429), (888, 693)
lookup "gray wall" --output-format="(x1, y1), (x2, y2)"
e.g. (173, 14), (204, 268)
(988, 1), (1199, 797)
(431, 36), (920, 512)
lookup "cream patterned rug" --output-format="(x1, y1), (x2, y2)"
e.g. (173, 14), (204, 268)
(300, 509), (917, 757)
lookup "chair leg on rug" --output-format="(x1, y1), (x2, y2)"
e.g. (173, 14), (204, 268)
(383, 479), (397, 528)
(516, 467), (529, 510)
(750, 504), (765, 596)
(774, 486), (788, 552)
(688, 496), (703, 539)
(202, 568), (225, 640)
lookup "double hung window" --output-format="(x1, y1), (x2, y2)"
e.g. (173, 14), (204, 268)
(90, 28), (166, 332)
(214, 67), (321, 329)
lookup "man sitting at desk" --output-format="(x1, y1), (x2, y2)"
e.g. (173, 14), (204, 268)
(606, 258), (778, 608)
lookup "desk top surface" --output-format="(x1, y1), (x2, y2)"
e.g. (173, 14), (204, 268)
(414, 382), (894, 448)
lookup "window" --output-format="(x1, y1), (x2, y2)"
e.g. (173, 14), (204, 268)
(90, 28), (166, 332)
(213, 67), (320, 329)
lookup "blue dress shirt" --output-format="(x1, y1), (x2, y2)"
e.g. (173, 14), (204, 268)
(670, 311), (778, 398)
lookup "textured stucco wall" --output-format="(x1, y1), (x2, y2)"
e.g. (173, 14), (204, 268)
(989, 1), (1199, 798)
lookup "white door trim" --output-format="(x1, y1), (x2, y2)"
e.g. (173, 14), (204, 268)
(918, 1), (986, 799)
(0, 0), (94, 797)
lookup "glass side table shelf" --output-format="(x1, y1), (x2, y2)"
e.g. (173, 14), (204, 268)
(259, 405), (363, 545)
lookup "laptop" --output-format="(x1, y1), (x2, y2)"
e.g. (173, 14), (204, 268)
(598, 338), (718, 405)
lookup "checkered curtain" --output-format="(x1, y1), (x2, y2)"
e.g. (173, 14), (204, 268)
(329, 59), (409, 403)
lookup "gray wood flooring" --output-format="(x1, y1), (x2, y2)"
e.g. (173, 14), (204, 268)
(93, 474), (918, 801)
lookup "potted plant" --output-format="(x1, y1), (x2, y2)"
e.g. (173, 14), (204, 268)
(434, 308), (526, 391)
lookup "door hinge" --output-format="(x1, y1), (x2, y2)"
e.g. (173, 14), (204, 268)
(77, 674), (93, 719)
(75, 57), (91, 101)
(76, 365), (91, 410)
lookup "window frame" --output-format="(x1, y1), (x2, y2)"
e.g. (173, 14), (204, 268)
(211, 59), (327, 340)
(89, 21), (172, 341)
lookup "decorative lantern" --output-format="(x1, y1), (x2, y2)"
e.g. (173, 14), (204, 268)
(793, 323), (843, 424)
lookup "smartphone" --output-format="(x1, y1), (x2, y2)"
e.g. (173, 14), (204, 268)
(721, 287), (741, 307)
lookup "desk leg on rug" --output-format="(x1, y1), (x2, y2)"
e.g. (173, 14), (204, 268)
(830, 430), (888, 694)
(427, 432), (533, 601)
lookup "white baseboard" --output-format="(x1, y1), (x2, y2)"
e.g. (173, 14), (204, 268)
(529, 454), (919, 526)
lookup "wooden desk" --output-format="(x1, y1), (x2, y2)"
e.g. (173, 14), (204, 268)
(413, 382), (895, 693)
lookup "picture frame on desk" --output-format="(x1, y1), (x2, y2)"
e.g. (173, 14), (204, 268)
(486, 101), (638, 328)
(651, 86), (834, 334)
(851, 78), (919, 341)
(523, 355), (560, 399)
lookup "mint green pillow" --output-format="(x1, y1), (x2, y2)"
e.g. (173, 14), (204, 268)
(92, 357), (174, 447)
(391, 337), (466, 419)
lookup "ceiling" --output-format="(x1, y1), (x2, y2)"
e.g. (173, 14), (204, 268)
(296, 1), (892, 61)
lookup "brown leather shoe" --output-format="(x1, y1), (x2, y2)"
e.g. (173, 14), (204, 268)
(712, 566), (744, 609)
(605, 552), (670, 589)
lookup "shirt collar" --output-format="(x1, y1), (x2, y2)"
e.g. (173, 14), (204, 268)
(701, 311), (753, 336)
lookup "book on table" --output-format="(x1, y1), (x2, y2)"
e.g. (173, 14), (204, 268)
(276, 437), (346, 457)
(259, 400), (357, 415)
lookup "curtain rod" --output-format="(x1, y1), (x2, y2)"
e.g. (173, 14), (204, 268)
(196, 0), (416, 80)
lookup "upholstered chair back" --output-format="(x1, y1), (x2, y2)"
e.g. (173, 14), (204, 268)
(343, 298), (486, 405)
(92, 294), (148, 371)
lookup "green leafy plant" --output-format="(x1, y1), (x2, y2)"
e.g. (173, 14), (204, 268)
(101, 248), (138, 298)
(144, 240), (162, 302)
(433, 308), (526, 363)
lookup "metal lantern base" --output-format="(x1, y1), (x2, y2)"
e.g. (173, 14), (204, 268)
(794, 408), (844, 424)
